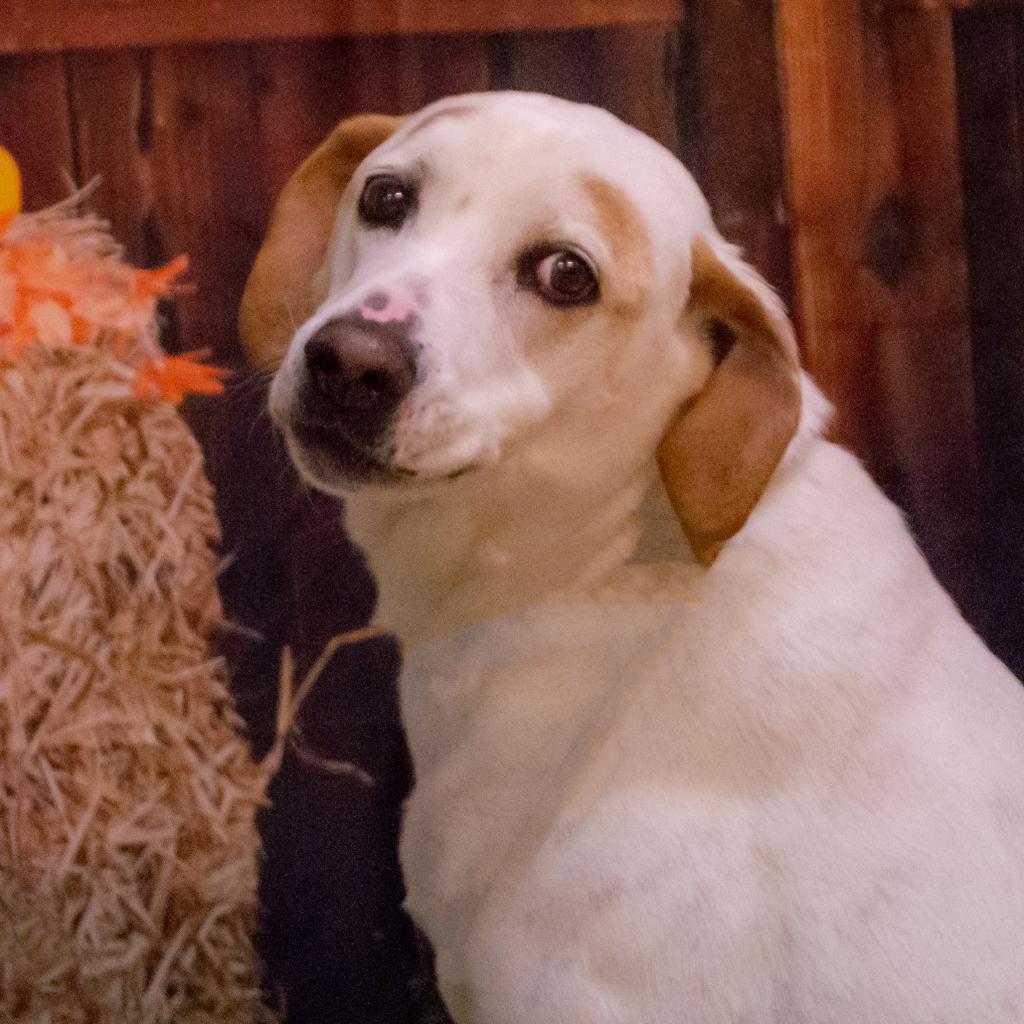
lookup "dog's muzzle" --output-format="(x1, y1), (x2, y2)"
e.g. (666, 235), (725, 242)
(283, 311), (419, 485)
(297, 314), (416, 442)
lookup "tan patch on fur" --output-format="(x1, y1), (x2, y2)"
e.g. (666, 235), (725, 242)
(580, 174), (652, 312)
(656, 237), (801, 565)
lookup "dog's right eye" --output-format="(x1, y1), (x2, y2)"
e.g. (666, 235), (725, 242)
(517, 245), (600, 307)
(359, 175), (416, 229)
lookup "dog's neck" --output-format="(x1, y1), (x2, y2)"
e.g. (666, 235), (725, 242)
(343, 379), (832, 648)
(343, 456), (662, 647)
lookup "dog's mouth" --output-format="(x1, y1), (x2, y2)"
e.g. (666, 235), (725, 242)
(287, 419), (410, 487)
(287, 419), (480, 489)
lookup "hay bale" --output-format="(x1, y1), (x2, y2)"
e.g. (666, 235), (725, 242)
(0, 199), (272, 1022)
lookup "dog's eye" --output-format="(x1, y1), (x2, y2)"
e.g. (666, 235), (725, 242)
(527, 249), (599, 306)
(359, 174), (416, 229)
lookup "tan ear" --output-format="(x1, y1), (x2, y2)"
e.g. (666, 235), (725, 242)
(656, 235), (801, 566)
(239, 113), (405, 369)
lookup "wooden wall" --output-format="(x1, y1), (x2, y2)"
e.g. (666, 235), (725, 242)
(2, 2), (1023, 1021)
(954, 3), (1024, 684)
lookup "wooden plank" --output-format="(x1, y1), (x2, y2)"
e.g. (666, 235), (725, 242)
(487, 20), (682, 136)
(882, 0), (1024, 9)
(2, 0), (679, 55)
(0, 53), (75, 210)
(490, 28), (602, 102)
(592, 23), (681, 152)
(678, 0), (791, 305)
(149, 43), (266, 363)
(251, 33), (490, 230)
(66, 50), (153, 265)
(877, 9), (980, 581)
(251, 38), (376, 205)
(326, 32), (491, 118)
(776, 0), (983, 620)
(953, 8), (1024, 675)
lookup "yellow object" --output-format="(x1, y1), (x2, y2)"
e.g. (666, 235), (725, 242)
(0, 146), (21, 216)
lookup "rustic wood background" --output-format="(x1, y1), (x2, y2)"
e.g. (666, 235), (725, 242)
(3, 1), (1023, 1021)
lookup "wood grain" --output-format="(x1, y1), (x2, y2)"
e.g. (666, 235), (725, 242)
(67, 50), (153, 265)
(0, 53), (75, 210)
(149, 44), (266, 363)
(953, 8), (1024, 674)
(490, 28), (602, 102)
(882, 0), (1024, 9)
(250, 32), (491, 261)
(776, 0), (982, 619)
(678, 0), (791, 304)
(2, 0), (679, 55)
(593, 23), (681, 152)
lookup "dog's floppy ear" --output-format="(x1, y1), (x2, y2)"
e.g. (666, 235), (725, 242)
(239, 114), (405, 369)
(656, 234), (801, 566)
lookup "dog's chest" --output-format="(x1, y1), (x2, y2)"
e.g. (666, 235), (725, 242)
(394, 584), (831, 1023)
(394, 562), (1024, 1024)
(396, 591), (691, 928)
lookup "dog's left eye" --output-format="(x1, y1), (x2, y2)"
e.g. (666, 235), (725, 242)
(520, 248), (599, 307)
(359, 174), (416, 229)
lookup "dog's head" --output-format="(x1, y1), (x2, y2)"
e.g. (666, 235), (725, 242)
(242, 93), (800, 564)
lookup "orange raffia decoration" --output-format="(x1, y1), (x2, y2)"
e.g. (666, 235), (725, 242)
(0, 211), (228, 404)
(135, 348), (232, 404)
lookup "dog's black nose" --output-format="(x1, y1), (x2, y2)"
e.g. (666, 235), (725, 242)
(302, 317), (416, 431)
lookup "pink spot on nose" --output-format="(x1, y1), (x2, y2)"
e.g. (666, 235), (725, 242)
(360, 290), (414, 323)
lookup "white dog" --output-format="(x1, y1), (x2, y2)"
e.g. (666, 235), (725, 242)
(241, 93), (1024, 1023)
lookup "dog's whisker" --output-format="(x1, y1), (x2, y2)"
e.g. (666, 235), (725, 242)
(283, 299), (298, 334)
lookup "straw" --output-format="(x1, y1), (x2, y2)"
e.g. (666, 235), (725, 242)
(0, 198), (272, 1023)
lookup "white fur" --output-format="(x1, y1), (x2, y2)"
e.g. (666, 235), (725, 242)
(273, 93), (1024, 1023)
